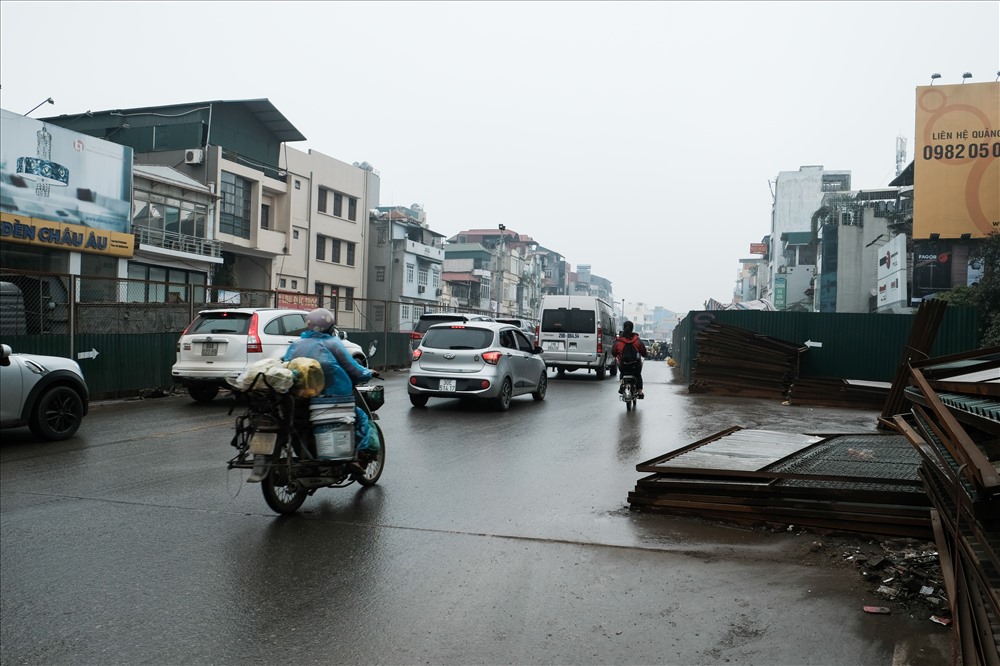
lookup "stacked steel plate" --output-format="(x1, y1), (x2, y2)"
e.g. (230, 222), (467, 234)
(889, 347), (1000, 666)
(690, 322), (806, 399)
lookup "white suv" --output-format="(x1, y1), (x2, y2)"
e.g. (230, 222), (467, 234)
(172, 308), (367, 402)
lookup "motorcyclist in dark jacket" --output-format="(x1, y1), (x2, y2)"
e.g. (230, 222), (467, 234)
(612, 320), (648, 398)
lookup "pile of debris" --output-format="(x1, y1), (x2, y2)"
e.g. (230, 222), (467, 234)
(846, 537), (951, 619)
(689, 322), (804, 400)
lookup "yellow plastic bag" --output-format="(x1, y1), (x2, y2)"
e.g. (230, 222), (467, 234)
(287, 357), (325, 398)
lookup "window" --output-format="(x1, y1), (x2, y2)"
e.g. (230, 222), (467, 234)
(331, 239), (341, 263)
(291, 280), (298, 289)
(220, 171), (252, 239)
(346, 242), (355, 266)
(401, 304), (411, 326)
(316, 235), (326, 261)
(333, 192), (343, 217)
(294, 180), (301, 190)
(376, 265), (386, 281)
(377, 226), (388, 245)
(345, 286), (354, 311)
(406, 263), (414, 283)
(132, 190), (208, 240)
(293, 229), (299, 239)
(127, 262), (206, 303)
(419, 268), (429, 287)
(348, 197), (357, 221)
(318, 188), (328, 213)
(260, 204), (270, 229)
(432, 269), (440, 287)
(279, 278), (287, 288)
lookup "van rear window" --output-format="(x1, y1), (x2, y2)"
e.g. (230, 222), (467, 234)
(541, 309), (595, 334)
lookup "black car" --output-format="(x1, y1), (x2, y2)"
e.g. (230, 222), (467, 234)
(410, 313), (495, 352)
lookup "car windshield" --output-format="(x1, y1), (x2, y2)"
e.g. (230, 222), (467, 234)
(415, 316), (466, 334)
(422, 327), (494, 350)
(189, 312), (251, 335)
(541, 309), (595, 334)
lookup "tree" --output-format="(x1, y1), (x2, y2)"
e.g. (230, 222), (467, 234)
(936, 231), (1000, 347)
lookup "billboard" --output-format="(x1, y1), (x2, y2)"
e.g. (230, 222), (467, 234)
(913, 82), (1000, 239)
(911, 239), (953, 304)
(0, 108), (134, 256)
(876, 234), (907, 310)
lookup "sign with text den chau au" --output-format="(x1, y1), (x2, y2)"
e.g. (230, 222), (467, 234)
(1, 212), (135, 257)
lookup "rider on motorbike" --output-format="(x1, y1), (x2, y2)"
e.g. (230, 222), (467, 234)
(612, 320), (647, 398)
(283, 308), (378, 465)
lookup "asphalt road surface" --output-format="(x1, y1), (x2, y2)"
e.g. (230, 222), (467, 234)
(1, 361), (951, 665)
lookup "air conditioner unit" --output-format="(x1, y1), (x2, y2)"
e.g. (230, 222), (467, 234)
(417, 285), (426, 294)
(184, 149), (204, 165)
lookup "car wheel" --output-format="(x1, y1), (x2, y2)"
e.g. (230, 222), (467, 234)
(496, 378), (512, 411)
(28, 385), (84, 441)
(596, 363), (606, 380)
(188, 384), (219, 403)
(532, 372), (547, 401)
(409, 394), (429, 407)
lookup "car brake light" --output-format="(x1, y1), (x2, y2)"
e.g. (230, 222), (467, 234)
(597, 326), (603, 354)
(482, 351), (502, 365)
(247, 313), (263, 353)
(410, 332), (422, 340)
(412, 349), (423, 361)
(534, 325), (539, 347)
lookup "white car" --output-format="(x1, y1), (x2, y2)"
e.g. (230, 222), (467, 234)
(0, 344), (89, 440)
(172, 308), (367, 402)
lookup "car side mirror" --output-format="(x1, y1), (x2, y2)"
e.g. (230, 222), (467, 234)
(338, 330), (347, 340)
(534, 346), (544, 354)
(368, 340), (379, 358)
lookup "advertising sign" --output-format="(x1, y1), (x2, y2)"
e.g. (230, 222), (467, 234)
(749, 242), (767, 255)
(876, 234), (907, 310)
(0, 108), (133, 249)
(913, 82), (1000, 239)
(911, 240), (953, 304)
(773, 275), (787, 310)
(0, 212), (134, 257)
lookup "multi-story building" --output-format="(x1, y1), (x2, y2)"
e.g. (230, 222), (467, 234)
(765, 166), (851, 310)
(441, 242), (493, 315)
(40, 99), (380, 327)
(447, 228), (545, 320)
(367, 204), (445, 332)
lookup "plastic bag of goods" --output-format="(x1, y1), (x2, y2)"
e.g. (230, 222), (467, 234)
(286, 357), (325, 398)
(228, 358), (294, 392)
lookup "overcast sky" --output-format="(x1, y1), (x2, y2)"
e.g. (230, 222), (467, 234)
(1, 1), (997, 313)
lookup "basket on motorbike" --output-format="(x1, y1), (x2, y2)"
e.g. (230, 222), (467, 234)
(310, 399), (355, 460)
(356, 385), (384, 413)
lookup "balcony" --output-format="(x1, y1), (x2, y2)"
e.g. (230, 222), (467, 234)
(405, 239), (444, 262)
(134, 225), (222, 258)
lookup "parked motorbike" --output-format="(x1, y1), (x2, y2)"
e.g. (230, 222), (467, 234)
(619, 372), (638, 411)
(228, 370), (385, 515)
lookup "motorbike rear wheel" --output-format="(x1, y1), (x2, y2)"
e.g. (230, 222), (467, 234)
(355, 423), (385, 487)
(261, 454), (308, 514)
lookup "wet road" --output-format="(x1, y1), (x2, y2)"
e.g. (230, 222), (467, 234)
(0, 362), (950, 665)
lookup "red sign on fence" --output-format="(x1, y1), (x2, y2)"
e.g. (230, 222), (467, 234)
(749, 243), (768, 255)
(276, 291), (319, 310)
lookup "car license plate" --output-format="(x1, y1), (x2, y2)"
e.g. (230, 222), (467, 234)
(544, 341), (562, 350)
(439, 378), (456, 392)
(202, 342), (218, 356)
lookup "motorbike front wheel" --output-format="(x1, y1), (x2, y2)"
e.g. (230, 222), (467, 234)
(261, 455), (308, 514)
(355, 424), (385, 487)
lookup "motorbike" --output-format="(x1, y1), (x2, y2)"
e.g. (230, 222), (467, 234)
(619, 372), (638, 411)
(227, 362), (385, 515)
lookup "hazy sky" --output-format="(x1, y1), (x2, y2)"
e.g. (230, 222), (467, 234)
(1, 1), (997, 313)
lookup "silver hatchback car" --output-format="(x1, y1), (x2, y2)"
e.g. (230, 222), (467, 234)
(407, 321), (547, 410)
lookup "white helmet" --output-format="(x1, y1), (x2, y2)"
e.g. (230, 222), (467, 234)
(305, 307), (335, 333)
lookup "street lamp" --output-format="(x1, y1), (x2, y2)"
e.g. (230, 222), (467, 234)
(495, 224), (508, 316)
(24, 97), (54, 116)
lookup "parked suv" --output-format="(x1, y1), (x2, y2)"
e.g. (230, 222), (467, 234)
(0, 343), (89, 440)
(172, 308), (367, 402)
(409, 312), (495, 353)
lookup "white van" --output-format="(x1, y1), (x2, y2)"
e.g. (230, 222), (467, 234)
(537, 295), (617, 379)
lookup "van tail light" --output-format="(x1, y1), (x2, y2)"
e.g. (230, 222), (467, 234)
(482, 351), (503, 365)
(597, 326), (603, 354)
(412, 349), (423, 361)
(534, 325), (540, 348)
(247, 313), (263, 354)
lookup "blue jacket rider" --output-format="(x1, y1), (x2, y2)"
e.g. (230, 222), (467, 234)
(283, 308), (378, 457)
